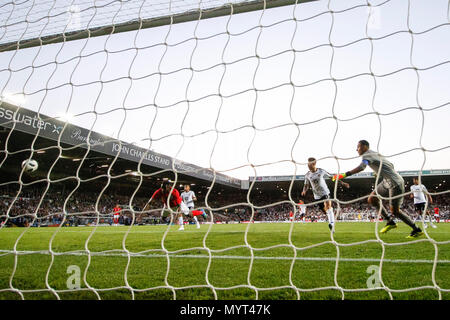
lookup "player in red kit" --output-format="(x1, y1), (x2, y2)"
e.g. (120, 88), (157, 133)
(143, 180), (206, 231)
(113, 204), (120, 226)
(434, 207), (440, 223)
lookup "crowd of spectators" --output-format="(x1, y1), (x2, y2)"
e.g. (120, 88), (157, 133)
(1, 182), (449, 227)
(212, 192), (450, 223)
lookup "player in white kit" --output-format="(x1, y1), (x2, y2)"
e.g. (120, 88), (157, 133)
(298, 200), (307, 222)
(301, 157), (349, 233)
(410, 177), (436, 229)
(181, 184), (206, 229)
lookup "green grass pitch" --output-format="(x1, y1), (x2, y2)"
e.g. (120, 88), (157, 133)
(0, 222), (449, 300)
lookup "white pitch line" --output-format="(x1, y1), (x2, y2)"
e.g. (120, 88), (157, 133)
(9, 228), (450, 235)
(119, 253), (450, 265)
(1, 250), (449, 264)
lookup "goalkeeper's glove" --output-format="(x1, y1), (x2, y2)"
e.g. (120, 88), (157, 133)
(332, 172), (350, 181)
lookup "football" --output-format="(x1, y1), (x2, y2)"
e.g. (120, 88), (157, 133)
(21, 159), (38, 173)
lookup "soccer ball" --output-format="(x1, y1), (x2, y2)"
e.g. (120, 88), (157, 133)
(22, 159), (38, 173)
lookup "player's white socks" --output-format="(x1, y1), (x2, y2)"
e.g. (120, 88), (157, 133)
(178, 216), (184, 229)
(193, 216), (200, 228)
(327, 208), (335, 226)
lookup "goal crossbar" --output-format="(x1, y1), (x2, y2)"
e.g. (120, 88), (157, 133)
(0, 0), (317, 53)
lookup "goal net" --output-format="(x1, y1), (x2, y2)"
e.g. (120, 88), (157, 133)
(0, 0), (449, 300)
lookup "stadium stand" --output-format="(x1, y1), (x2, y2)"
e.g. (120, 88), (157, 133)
(1, 182), (449, 227)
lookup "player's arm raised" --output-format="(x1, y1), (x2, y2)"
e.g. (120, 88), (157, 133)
(332, 160), (368, 182)
(325, 169), (350, 188)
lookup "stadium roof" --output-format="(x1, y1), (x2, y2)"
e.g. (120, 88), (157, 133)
(1, 101), (449, 195)
(247, 169), (450, 194)
(0, 101), (241, 189)
(249, 169), (450, 182)
(246, 172), (450, 196)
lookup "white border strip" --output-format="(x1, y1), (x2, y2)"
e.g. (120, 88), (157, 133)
(1, 250), (449, 264)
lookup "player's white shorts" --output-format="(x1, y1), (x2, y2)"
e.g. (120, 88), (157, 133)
(160, 202), (190, 216)
(180, 202), (190, 216)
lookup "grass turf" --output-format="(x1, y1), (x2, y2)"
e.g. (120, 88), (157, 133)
(0, 222), (449, 300)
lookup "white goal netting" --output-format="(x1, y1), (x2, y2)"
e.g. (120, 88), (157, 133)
(0, 0), (449, 300)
